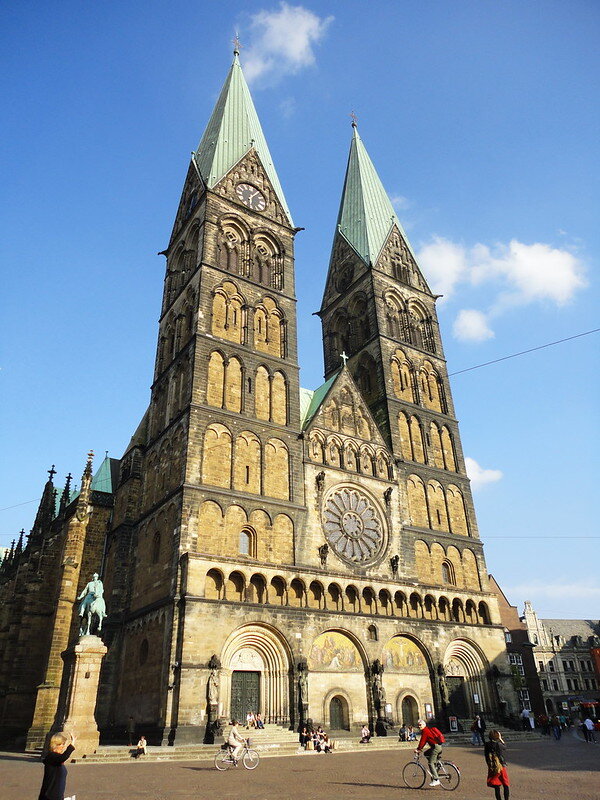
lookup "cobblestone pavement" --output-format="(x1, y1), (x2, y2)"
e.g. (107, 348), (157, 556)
(2, 731), (598, 800)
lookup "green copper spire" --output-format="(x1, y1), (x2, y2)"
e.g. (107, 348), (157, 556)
(335, 124), (414, 265)
(193, 52), (293, 225)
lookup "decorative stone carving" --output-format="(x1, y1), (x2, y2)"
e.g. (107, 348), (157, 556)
(207, 654), (220, 704)
(322, 487), (384, 566)
(315, 471), (325, 492)
(390, 554), (399, 577)
(318, 543), (329, 567)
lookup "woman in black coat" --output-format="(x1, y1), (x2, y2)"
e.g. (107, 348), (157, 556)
(484, 729), (510, 800)
(38, 731), (75, 800)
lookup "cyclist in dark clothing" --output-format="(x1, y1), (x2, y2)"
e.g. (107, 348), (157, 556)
(38, 731), (75, 800)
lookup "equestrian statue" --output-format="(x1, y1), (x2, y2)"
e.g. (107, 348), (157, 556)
(78, 572), (107, 636)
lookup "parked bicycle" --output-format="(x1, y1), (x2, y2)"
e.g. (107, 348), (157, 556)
(402, 751), (460, 790)
(214, 738), (260, 770)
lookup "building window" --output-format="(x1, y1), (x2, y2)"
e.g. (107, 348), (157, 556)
(504, 630), (512, 643)
(441, 561), (455, 585)
(548, 661), (555, 672)
(566, 679), (572, 691)
(538, 661), (544, 672)
(552, 680), (559, 691)
(239, 528), (256, 558)
(518, 689), (531, 710)
(139, 638), (149, 666)
(509, 653), (525, 676)
(152, 532), (161, 564)
(573, 679), (580, 691)
(542, 679), (548, 691)
(367, 624), (378, 641)
(562, 660), (569, 672)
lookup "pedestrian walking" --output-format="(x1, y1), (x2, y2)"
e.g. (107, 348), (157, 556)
(38, 731), (76, 800)
(583, 717), (596, 743)
(471, 714), (486, 745)
(484, 729), (510, 800)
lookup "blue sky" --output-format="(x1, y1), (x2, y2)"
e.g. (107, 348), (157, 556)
(1, 1), (598, 619)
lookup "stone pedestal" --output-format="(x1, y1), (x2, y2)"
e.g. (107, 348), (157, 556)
(55, 635), (107, 757)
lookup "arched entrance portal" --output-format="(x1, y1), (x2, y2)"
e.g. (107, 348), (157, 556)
(401, 695), (419, 726)
(221, 624), (291, 725)
(546, 698), (554, 714)
(329, 695), (350, 730)
(444, 639), (491, 720)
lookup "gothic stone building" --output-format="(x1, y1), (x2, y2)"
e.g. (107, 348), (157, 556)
(0, 50), (518, 747)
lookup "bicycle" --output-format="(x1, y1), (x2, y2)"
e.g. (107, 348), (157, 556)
(402, 751), (460, 790)
(214, 739), (260, 770)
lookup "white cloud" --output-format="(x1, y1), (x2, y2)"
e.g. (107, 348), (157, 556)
(242, 3), (333, 86)
(453, 309), (495, 343)
(470, 240), (587, 309)
(416, 236), (469, 300)
(465, 457), (503, 490)
(279, 97), (296, 118)
(390, 194), (411, 210)
(416, 235), (587, 340)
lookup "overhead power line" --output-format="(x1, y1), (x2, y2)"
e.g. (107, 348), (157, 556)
(448, 328), (599, 377)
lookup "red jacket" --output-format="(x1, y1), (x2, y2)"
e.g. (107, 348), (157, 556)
(417, 726), (443, 750)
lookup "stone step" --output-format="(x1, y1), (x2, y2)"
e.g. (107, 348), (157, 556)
(73, 728), (541, 764)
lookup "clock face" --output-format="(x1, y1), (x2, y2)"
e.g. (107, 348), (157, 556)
(235, 183), (266, 212)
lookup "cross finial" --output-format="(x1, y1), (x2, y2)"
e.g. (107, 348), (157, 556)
(340, 351), (349, 366)
(232, 33), (242, 55)
(47, 465), (56, 482)
(350, 111), (358, 128)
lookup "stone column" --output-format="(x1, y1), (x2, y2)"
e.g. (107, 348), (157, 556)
(55, 635), (107, 757)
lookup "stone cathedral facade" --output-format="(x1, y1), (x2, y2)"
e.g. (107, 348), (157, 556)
(0, 51), (517, 748)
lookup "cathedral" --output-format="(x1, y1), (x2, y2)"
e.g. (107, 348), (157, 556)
(0, 48), (517, 749)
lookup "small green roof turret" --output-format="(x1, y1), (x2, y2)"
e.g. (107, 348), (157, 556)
(335, 122), (416, 266)
(193, 49), (293, 225)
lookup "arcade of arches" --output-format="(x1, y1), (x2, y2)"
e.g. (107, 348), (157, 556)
(206, 624), (497, 730)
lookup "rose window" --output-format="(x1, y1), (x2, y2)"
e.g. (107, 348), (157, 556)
(322, 487), (384, 565)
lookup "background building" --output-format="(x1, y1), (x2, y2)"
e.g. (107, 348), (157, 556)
(488, 576), (544, 718)
(1, 50), (517, 748)
(522, 603), (600, 719)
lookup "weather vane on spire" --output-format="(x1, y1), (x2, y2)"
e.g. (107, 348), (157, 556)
(350, 111), (358, 128)
(232, 33), (242, 55)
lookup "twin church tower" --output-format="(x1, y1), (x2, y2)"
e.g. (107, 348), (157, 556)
(0, 50), (516, 747)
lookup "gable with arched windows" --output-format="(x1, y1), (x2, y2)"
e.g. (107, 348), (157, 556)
(254, 296), (285, 358)
(217, 216), (249, 275)
(211, 280), (246, 344)
(253, 231), (284, 289)
(391, 349), (415, 403)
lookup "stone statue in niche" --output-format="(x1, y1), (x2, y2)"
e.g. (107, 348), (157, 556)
(390, 554), (399, 577)
(318, 543), (329, 567)
(298, 659), (309, 724)
(207, 654), (221, 704)
(437, 662), (448, 708)
(315, 471), (325, 492)
(372, 659), (391, 735)
(383, 487), (393, 506)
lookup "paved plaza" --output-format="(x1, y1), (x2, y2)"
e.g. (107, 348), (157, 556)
(2, 733), (598, 800)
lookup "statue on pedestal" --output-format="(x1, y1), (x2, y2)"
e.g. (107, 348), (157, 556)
(78, 573), (106, 636)
(298, 659), (309, 726)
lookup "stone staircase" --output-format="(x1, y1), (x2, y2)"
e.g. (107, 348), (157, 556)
(71, 722), (541, 764)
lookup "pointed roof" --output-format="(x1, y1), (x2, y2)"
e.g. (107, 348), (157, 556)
(193, 53), (293, 225)
(300, 370), (340, 429)
(335, 125), (416, 266)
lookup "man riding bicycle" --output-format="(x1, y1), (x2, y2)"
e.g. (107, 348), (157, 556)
(414, 719), (445, 787)
(227, 719), (246, 765)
